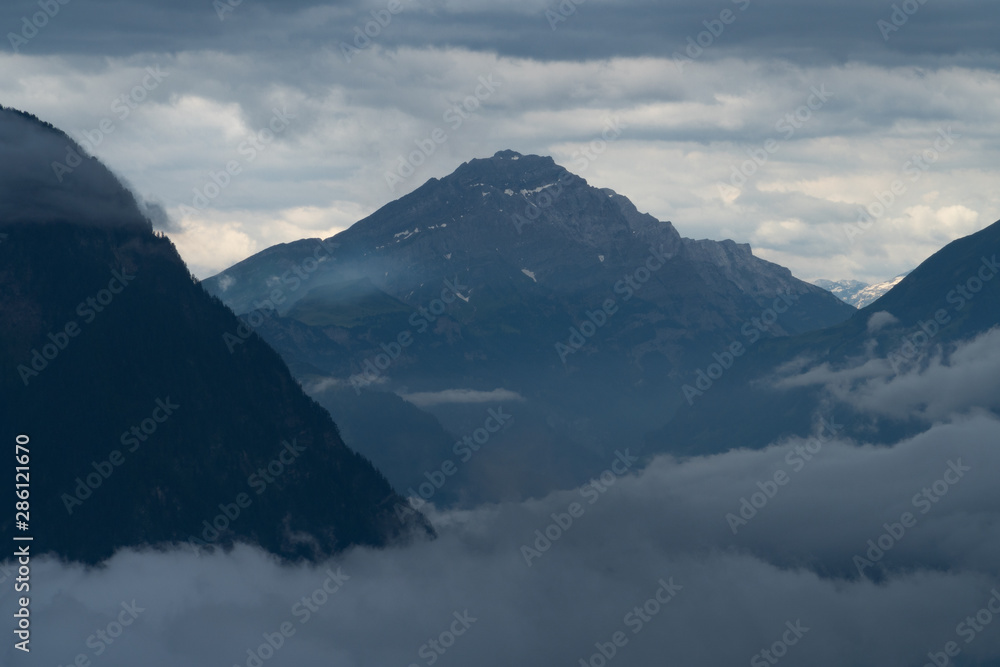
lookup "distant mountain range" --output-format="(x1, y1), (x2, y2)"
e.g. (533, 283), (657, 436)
(0, 105), (429, 563)
(204, 150), (856, 505)
(814, 274), (908, 308)
(4, 101), (994, 566)
(648, 219), (1000, 455)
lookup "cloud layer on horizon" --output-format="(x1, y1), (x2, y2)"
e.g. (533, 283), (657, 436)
(1, 0), (999, 281)
(3, 329), (1000, 667)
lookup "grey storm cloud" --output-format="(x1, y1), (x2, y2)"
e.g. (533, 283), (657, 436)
(0, 106), (151, 228)
(3, 331), (1000, 667)
(3, 4), (996, 282)
(2, 0), (998, 66)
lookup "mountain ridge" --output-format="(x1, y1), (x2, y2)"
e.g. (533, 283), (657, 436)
(0, 106), (430, 563)
(206, 150), (852, 330)
(814, 274), (908, 308)
(647, 218), (1000, 455)
(203, 150), (857, 504)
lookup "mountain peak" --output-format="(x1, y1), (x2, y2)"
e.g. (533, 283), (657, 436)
(491, 149), (526, 160)
(446, 150), (569, 193)
(209, 148), (854, 343)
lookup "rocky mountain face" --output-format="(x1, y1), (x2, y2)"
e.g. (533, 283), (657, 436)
(0, 106), (428, 563)
(815, 274), (908, 308)
(212, 151), (850, 326)
(204, 150), (856, 504)
(649, 220), (1000, 455)
(813, 278), (869, 304)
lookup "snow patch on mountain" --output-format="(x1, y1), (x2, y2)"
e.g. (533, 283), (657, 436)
(814, 273), (908, 308)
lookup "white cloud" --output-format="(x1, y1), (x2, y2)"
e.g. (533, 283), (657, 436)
(845, 328), (1000, 421)
(867, 310), (899, 333)
(773, 325), (1000, 424)
(2, 53), (999, 282)
(169, 214), (259, 279)
(399, 388), (525, 406)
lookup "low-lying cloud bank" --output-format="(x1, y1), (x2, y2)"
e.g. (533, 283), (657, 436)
(777, 325), (1000, 423)
(399, 388), (525, 407)
(3, 334), (1000, 666)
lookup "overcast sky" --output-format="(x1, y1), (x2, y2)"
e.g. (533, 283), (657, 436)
(2, 0), (998, 282)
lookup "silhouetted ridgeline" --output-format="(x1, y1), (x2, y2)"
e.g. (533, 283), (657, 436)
(0, 106), (430, 563)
